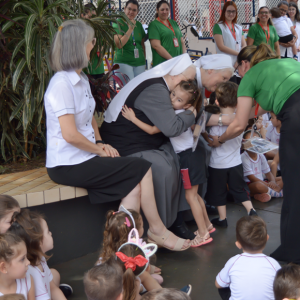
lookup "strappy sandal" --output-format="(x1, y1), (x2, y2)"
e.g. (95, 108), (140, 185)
(147, 229), (191, 251)
(190, 232), (213, 248)
(194, 223), (216, 236)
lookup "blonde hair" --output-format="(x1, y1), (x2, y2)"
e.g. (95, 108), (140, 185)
(141, 288), (191, 300)
(237, 43), (279, 68)
(0, 295), (26, 300)
(49, 19), (94, 72)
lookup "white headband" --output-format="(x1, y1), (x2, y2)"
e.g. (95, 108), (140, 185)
(193, 54), (233, 88)
(104, 53), (193, 123)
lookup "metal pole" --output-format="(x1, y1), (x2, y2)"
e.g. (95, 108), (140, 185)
(119, 0), (121, 11)
(252, 0), (255, 19)
(170, 0), (174, 20)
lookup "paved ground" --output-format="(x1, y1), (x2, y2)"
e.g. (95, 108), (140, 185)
(52, 198), (283, 300)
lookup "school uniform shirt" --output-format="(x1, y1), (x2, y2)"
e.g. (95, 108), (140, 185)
(44, 71), (96, 168)
(113, 19), (146, 67)
(247, 23), (279, 51)
(148, 19), (183, 67)
(278, 16), (294, 58)
(169, 110), (193, 153)
(28, 257), (53, 300)
(209, 124), (243, 169)
(237, 59), (300, 115)
(266, 124), (280, 145)
(241, 151), (270, 182)
(272, 16), (291, 37)
(0, 272), (31, 299)
(213, 22), (243, 65)
(216, 253), (281, 300)
(294, 21), (300, 61)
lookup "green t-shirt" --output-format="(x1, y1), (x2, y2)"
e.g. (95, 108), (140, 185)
(113, 19), (146, 67)
(212, 23), (244, 35)
(148, 19), (183, 67)
(247, 23), (279, 51)
(237, 59), (300, 115)
(88, 54), (105, 75)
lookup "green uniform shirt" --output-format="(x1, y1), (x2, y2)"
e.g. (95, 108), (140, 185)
(247, 23), (279, 51)
(148, 19), (183, 67)
(237, 59), (300, 115)
(212, 23), (244, 35)
(88, 54), (105, 75)
(113, 19), (146, 67)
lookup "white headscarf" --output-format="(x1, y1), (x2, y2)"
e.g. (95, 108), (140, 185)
(104, 53), (193, 123)
(193, 54), (233, 89)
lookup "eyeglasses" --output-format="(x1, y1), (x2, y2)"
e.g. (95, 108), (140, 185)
(226, 10), (236, 14)
(92, 38), (96, 46)
(127, 7), (138, 12)
(259, 11), (269, 15)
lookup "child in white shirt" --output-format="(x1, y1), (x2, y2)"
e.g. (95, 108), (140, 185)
(205, 82), (256, 228)
(270, 7), (298, 60)
(241, 131), (283, 202)
(265, 112), (281, 160)
(215, 216), (281, 300)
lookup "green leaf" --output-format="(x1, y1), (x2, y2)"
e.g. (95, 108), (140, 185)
(2, 16), (26, 33)
(35, 34), (41, 79)
(12, 58), (26, 91)
(45, 0), (69, 12)
(10, 39), (25, 70)
(9, 99), (25, 122)
(25, 14), (37, 47)
(13, 2), (36, 14)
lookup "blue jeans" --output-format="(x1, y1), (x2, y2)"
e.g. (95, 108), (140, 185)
(114, 63), (146, 85)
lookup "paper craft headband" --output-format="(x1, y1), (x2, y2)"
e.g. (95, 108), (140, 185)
(114, 205), (136, 228)
(116, 229), (157, 276)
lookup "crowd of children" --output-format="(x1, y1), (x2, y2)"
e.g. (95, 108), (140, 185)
(0, 80), (290, 300)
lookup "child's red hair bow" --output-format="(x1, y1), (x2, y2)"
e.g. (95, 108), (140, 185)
(115, 252), (148, 271)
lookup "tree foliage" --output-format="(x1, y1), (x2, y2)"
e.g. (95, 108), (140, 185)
(0, 0), (127, 162)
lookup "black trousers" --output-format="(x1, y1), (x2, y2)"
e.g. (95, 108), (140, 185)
(270, 88), (300, 263)
(218, 287), (231, 300)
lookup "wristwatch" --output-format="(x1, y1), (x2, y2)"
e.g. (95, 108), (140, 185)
(96, 140), (105, 144)
(218, 114), (223, 127)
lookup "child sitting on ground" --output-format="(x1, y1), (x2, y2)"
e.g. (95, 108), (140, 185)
(0, 233), (34, 300)
(122, 80), (215, 247)
(216, 216), (281, 300)
(205, 82), (256, 228)
(141, 288), (191, 300)
(0, 196), (20, 234)
(8, 209), (71, 300)
(273, 264), (300, 300)
(270, 7), (298, 60)
(265, 111), (281, 160)
(242, 131), (283, 202)
(97, 207), (163, 293)
(84, 259), (123, 300)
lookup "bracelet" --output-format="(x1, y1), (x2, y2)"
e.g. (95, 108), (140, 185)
(218, 136), (225, 144)
(96, 140), (105, 144)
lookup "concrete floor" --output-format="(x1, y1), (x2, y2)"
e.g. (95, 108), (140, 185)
(52, 198), (283, 300)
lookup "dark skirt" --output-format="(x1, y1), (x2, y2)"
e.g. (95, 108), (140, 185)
(47, 156), (151, 204)
(270, 88), (300, 263)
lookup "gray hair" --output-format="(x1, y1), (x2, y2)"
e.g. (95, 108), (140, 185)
(277, 1), (289, 7)
(49, 19), (94, 72)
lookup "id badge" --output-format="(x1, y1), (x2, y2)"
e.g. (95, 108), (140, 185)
(134, 48), (139, 58)
(173, 37), (179, 47)
(235, 42), (239, 51)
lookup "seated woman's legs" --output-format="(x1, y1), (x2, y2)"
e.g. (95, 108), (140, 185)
(121, 168), (190, 250)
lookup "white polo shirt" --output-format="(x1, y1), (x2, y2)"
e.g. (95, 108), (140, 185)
(216, 253), (281, 300)
(241, 152), (270, 182)
(44, 71), (96, 167)
(279, 16), (294, 58)
(266, 124), (280, 145)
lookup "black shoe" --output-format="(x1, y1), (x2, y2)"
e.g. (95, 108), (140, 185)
(169, 221), (196, 240)
(249, 209), (258, 216)
(180, 284), (192, 296)
(59, 284), (73, 298)
(205, 204), (218, 215)
(211, 218), (228, 228)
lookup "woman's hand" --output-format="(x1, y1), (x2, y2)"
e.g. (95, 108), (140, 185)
(207, 135), (222, 148)
(122, 105), (136, 122)
(97, 143), (120, 157)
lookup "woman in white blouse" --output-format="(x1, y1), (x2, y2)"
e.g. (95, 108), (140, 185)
(44, 19), (190, 251)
